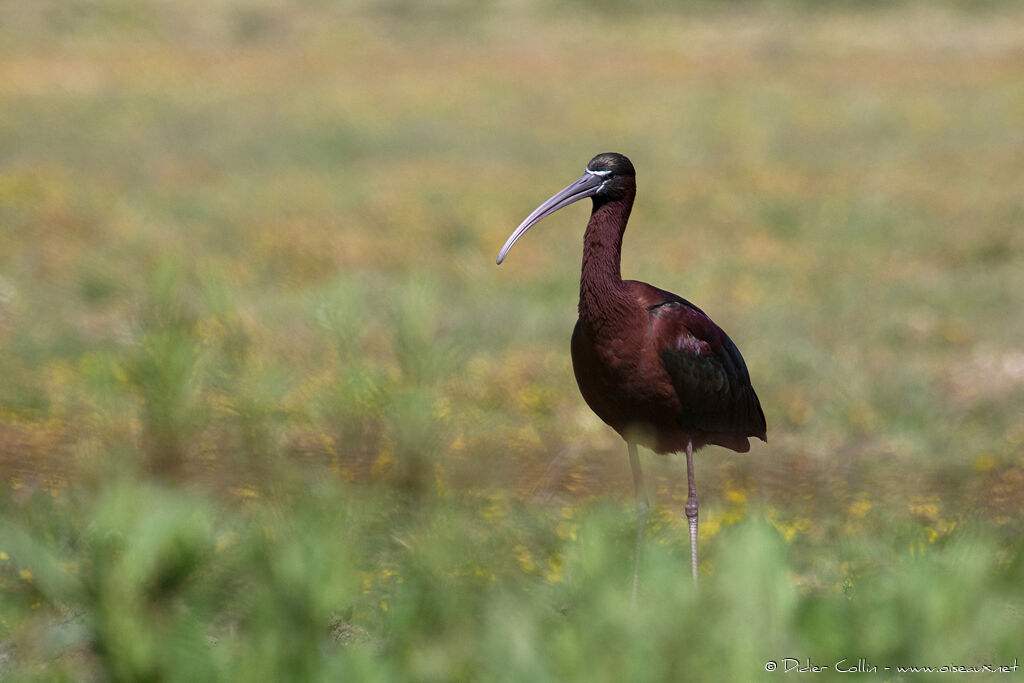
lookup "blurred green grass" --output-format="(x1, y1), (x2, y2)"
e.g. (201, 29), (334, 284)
(1, 0), (1023, 679)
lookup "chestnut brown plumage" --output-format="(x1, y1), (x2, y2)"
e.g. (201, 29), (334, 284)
(497, 153), (766, 596)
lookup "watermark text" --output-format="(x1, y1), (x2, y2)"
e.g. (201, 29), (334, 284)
(764, 657), (1019, 674)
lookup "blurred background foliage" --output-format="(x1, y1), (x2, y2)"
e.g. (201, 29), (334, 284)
(1, 0), (1023, 679)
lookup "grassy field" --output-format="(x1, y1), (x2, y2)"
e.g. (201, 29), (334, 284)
(2, 0), (1023, 680)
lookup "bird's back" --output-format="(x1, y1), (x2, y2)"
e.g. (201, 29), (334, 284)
(571, 280), (766, 455)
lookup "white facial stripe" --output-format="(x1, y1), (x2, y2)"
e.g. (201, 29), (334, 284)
(585, 168), (612, 177)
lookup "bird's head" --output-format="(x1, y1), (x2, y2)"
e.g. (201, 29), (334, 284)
(496, 152), (636, 265)
(583, 152), (636, 199)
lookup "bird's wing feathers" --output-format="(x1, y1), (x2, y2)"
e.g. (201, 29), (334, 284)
(631, 282), (766, 440)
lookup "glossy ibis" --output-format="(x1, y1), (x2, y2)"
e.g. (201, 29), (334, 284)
(497, 153), (766, 593)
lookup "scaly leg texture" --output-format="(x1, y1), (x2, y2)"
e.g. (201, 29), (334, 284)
(684, 440), (699, 583)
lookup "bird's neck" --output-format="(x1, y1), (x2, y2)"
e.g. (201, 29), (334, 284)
(579, 192), (635, 331)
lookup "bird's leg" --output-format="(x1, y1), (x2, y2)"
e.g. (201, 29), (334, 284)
(684, 440), (699, 583)
(628, 442), (649, 606)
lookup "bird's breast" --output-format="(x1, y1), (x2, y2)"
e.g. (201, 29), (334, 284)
(570, 316), (680, 439)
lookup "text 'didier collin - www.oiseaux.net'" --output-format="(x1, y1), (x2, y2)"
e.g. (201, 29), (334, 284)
(764, 657), (1019, 674)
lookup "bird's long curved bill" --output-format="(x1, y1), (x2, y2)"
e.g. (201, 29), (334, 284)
(496, 172), (605, 265)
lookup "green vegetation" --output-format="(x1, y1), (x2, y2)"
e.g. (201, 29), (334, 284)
(1, 1), (1023, 680)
